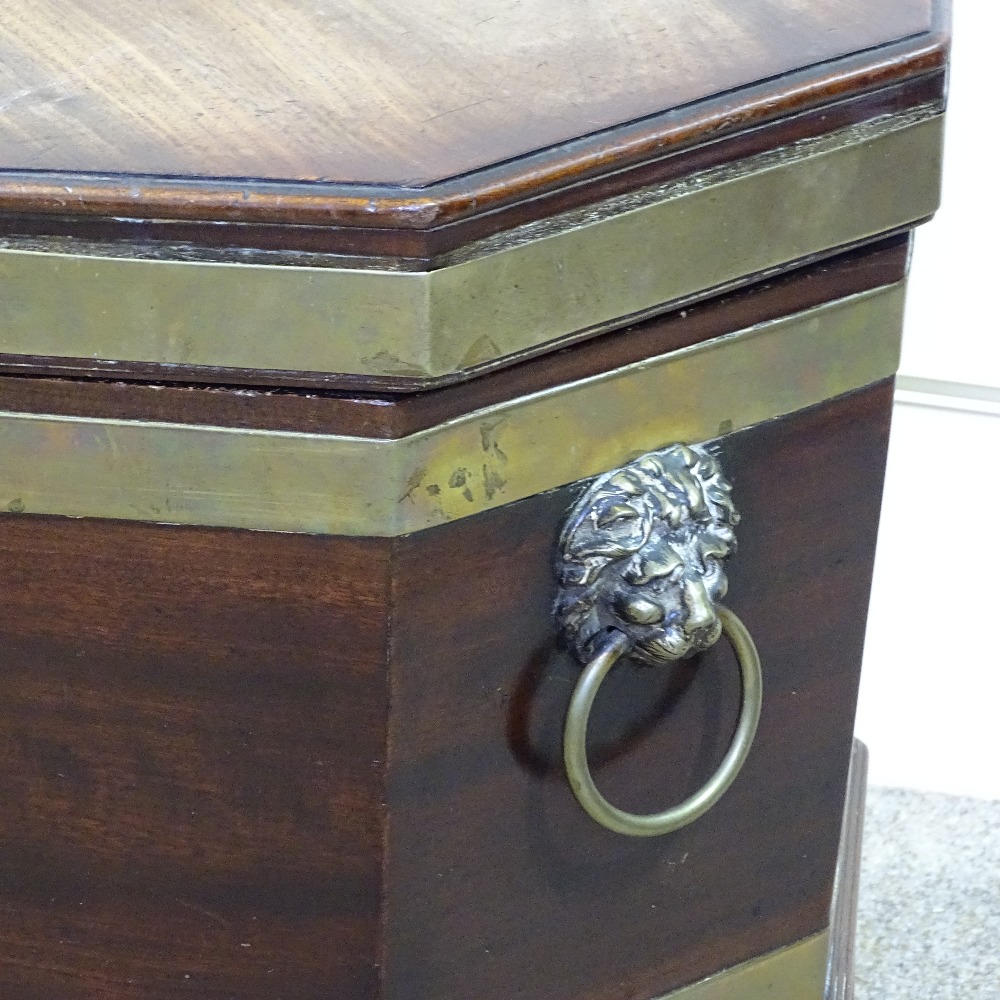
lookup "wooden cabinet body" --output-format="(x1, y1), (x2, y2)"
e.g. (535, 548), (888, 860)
(0, 3), (948, 997)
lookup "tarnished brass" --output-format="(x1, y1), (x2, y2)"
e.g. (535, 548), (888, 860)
(557, 443), (761, 836)
(0, 282), (905, 536)
(826, 740), (869, 1000)
(563, 607), (762, 837)
(557, 444), (740, 664)
(0, 108), (941, 381)
(653, 931), (831, 1000)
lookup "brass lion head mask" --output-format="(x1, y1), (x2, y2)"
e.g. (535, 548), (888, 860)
(556, 443), (739, 665)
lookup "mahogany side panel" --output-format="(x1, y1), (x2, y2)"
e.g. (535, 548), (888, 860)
(385, 379), (893, 1000)
(0, 378), (896, 997)
(0, 519), (391, 999)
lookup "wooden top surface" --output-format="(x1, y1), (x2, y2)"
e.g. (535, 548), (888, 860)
(0, 0), (934, 188)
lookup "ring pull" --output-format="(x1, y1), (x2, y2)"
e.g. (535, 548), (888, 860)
(563, 607), (762, 837)
(555, 443), (762, 837)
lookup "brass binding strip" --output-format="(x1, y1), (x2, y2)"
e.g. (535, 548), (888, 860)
(826, 740), (869, 1000)
(0, 109), (940, 381)
(653, 931), (831, 1000)
(0, 282), (904, 537)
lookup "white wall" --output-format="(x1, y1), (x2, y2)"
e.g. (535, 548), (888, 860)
(855, 1), (1000, 800)
(857, 394), (1000, 800)
(896, 2), (1000, 387)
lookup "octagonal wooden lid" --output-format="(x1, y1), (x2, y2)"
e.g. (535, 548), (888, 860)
(0, 0), (946, 229)
(0, 0), (948, 388)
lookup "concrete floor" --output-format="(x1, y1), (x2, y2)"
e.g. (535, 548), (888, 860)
(855, 787), (1000, 999)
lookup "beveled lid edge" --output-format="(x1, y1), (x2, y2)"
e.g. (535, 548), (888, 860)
(0, 18), (948, 239)
(0, 106), (944, 388)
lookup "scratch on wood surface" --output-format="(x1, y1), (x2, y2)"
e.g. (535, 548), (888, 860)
(0, 43), (125, 112)
(175, 898), (234, 932)
(423, 99), (490, 124)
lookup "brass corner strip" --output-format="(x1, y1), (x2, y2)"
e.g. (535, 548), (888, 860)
(0, 109), (940, 381)
(0, 282), (904, 537)
(826, 739), (869, 1000)
(653, 930), (831, 1000)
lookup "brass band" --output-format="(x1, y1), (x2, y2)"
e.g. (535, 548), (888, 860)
(653, 930), (830, 1000)
(0, 282), (904, 537)
(0, 108), (940, 382)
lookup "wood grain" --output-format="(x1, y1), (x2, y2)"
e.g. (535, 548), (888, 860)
(0, 520), (391, 999)
(0, 233), (911, 419)
(385, 379), (893, 1000)
(0, 71), (944, 260)
(0, 0), (947, 233)
(0, 377), (893, 996)
(0, 0), (932, 185)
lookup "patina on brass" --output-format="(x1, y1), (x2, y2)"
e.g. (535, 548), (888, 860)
(564, 607), (762, 837)
(653, 930), (831, 1000)
(556, 444), (739, 664)
(558, 444), (761, 836)
(826, 740), (869, 1000)
(0, 107), (941, 381)
(0, 282), (905, 537)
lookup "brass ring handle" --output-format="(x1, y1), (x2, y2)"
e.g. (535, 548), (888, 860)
(562, 605), (762, 837)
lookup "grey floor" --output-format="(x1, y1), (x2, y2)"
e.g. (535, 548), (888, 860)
(856, 787), (1000, 999)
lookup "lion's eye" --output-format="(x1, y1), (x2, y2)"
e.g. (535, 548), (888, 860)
(624, 549), (683, 585)
(700, 540), (728, 561)
(617, 594), (664, 625)
(701, 558), (728, 596)
(596, 503), (640, 528)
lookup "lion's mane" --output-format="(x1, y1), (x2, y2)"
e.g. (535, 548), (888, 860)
(555, 443), (739, 663)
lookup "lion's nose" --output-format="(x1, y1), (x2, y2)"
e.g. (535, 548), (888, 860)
(682, 578), (717, 631)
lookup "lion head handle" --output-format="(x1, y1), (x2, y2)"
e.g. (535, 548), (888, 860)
(556, 443), (739, 666)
